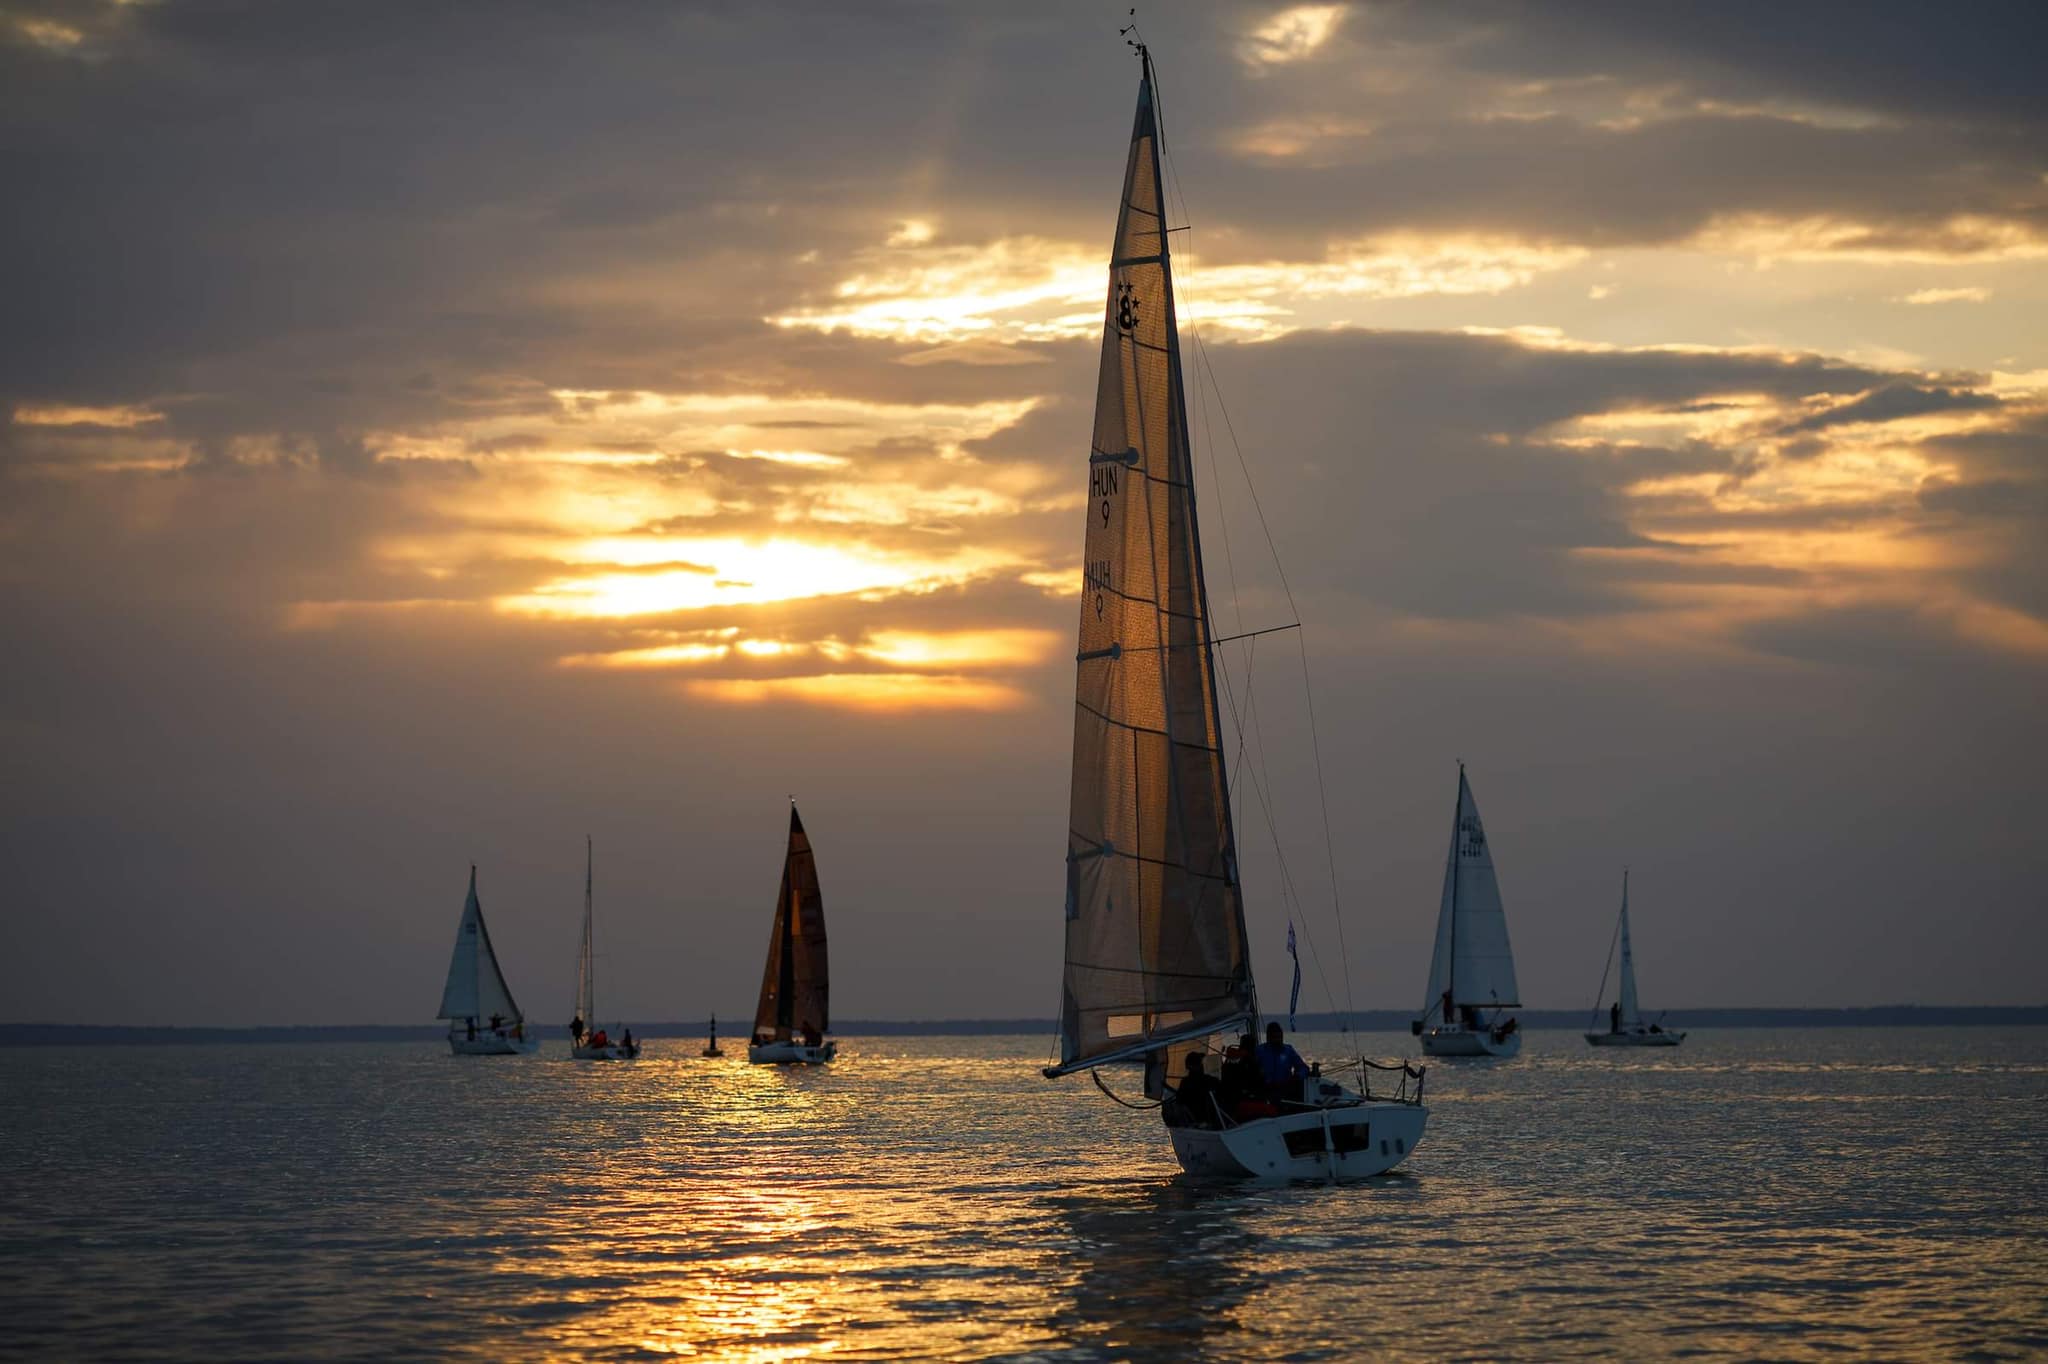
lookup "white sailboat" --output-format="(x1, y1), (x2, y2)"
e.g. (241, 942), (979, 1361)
(569, 837), (639, 1060)
(437, 866), (537, 1055)
(1042, 42), (1426, 1181)
(747, 802), (835, 1064)
(1413, 765), (1523, 1058)
(1586, 870), (1685, 1047)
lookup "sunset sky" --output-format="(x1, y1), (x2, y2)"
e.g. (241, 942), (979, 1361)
(4, 1), (2043, 1026)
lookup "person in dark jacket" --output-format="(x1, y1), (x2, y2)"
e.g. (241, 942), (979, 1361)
(1219, 1033), (1262, 1113)
(1170, 1053), (1224, 1128)
(1255, 1022), (1310, 1102)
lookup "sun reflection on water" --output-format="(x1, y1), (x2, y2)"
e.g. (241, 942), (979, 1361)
(3, 1033), (2044, 1360)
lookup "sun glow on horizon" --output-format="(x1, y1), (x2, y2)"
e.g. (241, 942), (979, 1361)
(770, 231), (1589, 343)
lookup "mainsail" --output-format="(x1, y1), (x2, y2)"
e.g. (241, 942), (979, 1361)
(752, 804), (829, 1043)
(438, 866), (522, 1023)
(1617, 871), (1640, 1027)
(1051, 51), (1253, 1076)
(574, 837), (595, 1026)
(1421, 767), (1520, 1019)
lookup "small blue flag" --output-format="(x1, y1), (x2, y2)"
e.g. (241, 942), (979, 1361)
(1286, 921), (1301, 1032)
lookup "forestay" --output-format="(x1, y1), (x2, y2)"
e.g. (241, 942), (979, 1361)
(1617, 874), (1640, 1027)
(1053, 54), (1253, 1075)
(753, 805), (829, 1043)
(1423, 767), (1520, 1015)
(438, 867), (522, 1023)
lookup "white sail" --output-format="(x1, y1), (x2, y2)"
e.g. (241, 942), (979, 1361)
(574, 837), (595, 1026)
(437, 866), (522, 1023)
(1420, 767), (1519, 1017)
(1051, 54), (1253, 1076)
(1617, 873), (1640, 1028)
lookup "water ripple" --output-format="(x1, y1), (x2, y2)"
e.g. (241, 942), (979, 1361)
(2, 1029), (2045, 1360)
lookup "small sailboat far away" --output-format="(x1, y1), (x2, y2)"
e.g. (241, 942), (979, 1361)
(568, 837), (639, 1060)
(701, 1014), (723, 1058)
(1413, 765), (1523, 1058)
(1042, 42), (1426, 1181)
(747, 802), (835, 1065)
(437, 866), (538, 1055)
(1585, 870), (1685, 1047)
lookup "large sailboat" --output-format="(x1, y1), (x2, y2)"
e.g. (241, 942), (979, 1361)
(1042, 43), (1426, 1180)
(747, 802), (835, 1064)
(437, 866), (537, 1055)
(569, 838), (639, 1060)
(1586, 870), (1685, 1047)
(1413, 765), (1523, 1058)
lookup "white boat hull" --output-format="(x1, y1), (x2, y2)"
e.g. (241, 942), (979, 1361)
(1419, 1024), (1521, 1058)
(1170, 1098), (1426, 1181)
(571, 1042), (640, 1060)
(447, 1033), (538, 1056)
(748, 1040), (836, 1065)
(1586, 1029), (1684, 1047)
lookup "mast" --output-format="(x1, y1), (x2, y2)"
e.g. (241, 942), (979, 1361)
(1420, 767), (1464, 1027)
(577, 836), (595, 1026)
(1449, 764), (1462, 1010)
(1617, 869), (1639, 1027)
(1149, 43), (1257, 1038)
(777, 836), (796, 1033)
(1048, 44), (1254, 1079)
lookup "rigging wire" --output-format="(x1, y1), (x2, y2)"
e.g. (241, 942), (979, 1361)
(1093, 1068), (1163, 1110)
(1150, 51), (1361, 1041)
(1587, 899), (1624, 1032)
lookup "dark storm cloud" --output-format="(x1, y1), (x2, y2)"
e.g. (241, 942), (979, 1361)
(1188, 330), (1912, 621)
(7, 0), (2044, 459)
(1783, 383), (2000, 434)
(4, 2), (2046, 1025)
(1384, 0), (2048, 134)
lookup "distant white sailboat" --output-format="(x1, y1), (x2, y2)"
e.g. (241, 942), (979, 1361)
(1042, 40), (1426, 1181)
(569, 838), (638, 1060)
(437, 866), (537, 1055)
(747, 802), (835, 1064)
(1586, 870), (1685, 1047)
(1413, 765), (1523, 1058)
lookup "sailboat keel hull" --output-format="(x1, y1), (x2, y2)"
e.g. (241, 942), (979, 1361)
(1418, 1026), (1521, 1058)
(1585, 1030), (1685, 1047)
(447, 1035), (538, 1056)
(571, 1043), (641, 1060)
(1169, 1101), (1427, 1181)
(748, 1041), (836, 1065)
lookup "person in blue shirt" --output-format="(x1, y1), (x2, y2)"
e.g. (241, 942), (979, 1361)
(1255, 1022), (1310, 1102)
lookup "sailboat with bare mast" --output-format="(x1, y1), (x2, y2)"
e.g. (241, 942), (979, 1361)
(1041, 38), (1425, 1179)
(569, 837), (638, 1060)
(747, 801), (835, 1064)
(1586, 870), (1685, 1046)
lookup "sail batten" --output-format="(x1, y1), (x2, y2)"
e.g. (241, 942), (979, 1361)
(1055, 54), (1253, 1074)
(752, 804), (829, 1043)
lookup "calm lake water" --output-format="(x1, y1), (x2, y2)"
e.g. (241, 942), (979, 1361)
(2, 1028), (2045, 1360)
